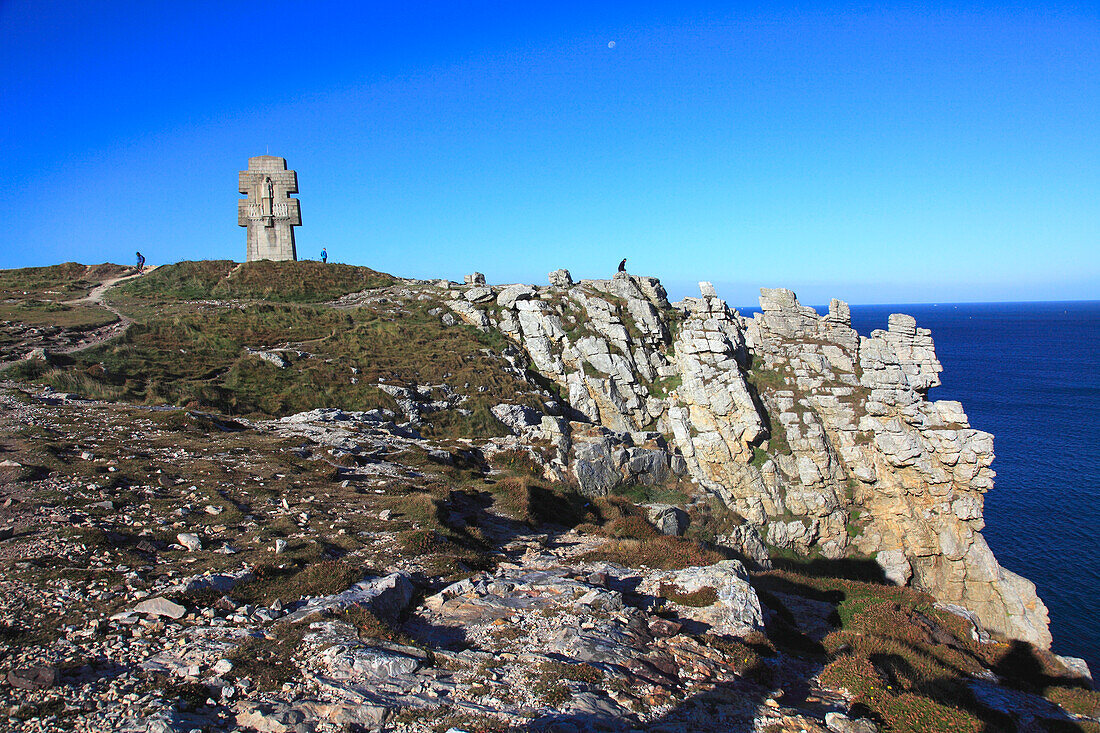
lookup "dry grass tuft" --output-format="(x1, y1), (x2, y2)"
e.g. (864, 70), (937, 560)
(582, 535), (725, 570)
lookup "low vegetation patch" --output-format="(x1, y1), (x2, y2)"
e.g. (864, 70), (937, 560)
(226, 622), (308, 691)
(1045, 686), (1100, 718)
(706, 633), (776, 684)
(488, 448), (544, 478)
(582, 535), (725, 570)
(0, 262), (127, 301)
(527, 660), (603, 705)
(11, 294), (539, 437)
(611, 480), (689, 506)
(756, 568), (1096, 733)
(536, 659), (604, 685)
(487, 475), (598, 528)
(118, 260), (397, 302)
(658, 582), (718, 607)
(0, 301), (118, 329)
(685, 497), (745, 545)
(230, 560), (364, 606)
(333, 606), (421, 648)
(649, 373), (682, 398)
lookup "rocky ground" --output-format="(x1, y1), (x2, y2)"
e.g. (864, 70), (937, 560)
(0, 383), (1096, 732)
(0, 261), (1097, 732)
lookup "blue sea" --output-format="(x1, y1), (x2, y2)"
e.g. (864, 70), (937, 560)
(846, 301), (1100, 672)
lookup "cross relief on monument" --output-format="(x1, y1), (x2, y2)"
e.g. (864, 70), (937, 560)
(238, 155), (301, 262)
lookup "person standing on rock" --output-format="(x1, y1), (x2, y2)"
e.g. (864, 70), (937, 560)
(321, 248), (328, 264)
(135, 252), (145, 273)
(618, 258), (627, 273)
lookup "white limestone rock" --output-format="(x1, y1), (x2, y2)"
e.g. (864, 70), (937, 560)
(490, 403), (544, 435)
(283, 572), (415, 624)
(876, 549), (913, 586)
(132, 597), (187, 620)
(640, 560), (763, 636)
(548, 268), (573, 287)
(717, 524), (772, 570)
(497, 284), (536, 308)
(176, 533), (202, 552)
(645, 503), (689, 536)
(446, 300), (490, 330)
(463, 286), (494, 303)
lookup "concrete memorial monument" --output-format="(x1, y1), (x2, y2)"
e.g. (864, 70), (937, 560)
(238, 156), (301, 261)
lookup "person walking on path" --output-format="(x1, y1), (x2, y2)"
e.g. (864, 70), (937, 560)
(321, 248), (328, 264)
(135, 252), (145, 273)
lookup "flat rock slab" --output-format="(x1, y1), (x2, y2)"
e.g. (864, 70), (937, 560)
(133, 597), (187, 619)
(7, 665), (57, 690)
(283, 572), (414, 623)
(236, 703), (314, 733)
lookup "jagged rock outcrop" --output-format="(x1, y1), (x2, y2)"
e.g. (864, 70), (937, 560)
(747, 288), (1048, 647)
(448, 274), (1052, 649)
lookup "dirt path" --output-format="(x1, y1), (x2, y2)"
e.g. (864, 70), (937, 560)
(73, 265), (157, 307)
(0, 267), (161, 369)
(52, 266), (158, 354)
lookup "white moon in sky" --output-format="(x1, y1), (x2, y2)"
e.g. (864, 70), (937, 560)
(608, 41), (616, 49)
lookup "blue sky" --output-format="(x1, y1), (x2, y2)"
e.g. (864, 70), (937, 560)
(1, 1), (1097, 305)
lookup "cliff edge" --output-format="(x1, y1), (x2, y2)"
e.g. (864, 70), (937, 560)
(447, 272), (1051, 649)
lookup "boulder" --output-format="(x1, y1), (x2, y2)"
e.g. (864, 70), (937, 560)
(463, 286), (494, 303)
(447, 300), (491, 330)
(642, 560), (763, 635)
(766, 519), (819, 554)
(464, 272), (485, 285)
(235, 704), (314, 733)
(570, 433), (626, 496)
(645, 504), (689, 536)
(548, 269), (573, 287)
(625, 448), (671, 485)
(133, 597), (187, 619)
(283, 572), (415, 623)
(248, 349), (288, 368)
(177, 571), (251, 594)
(490, 403), (543, 435)
(718, 524), (772, 570)
(876, 549), (912, 586)
(1054, 655), (1093, 682)
(7, 666), (57, 691)
(176, 532), (202, 551)
(825, 712), (879, 733)
(496, 284), (536, 308)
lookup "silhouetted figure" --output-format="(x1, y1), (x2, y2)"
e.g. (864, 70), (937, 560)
(321, 248), (328, 263)
(135, 252), (145, 273)
(618, 258), (627, 273)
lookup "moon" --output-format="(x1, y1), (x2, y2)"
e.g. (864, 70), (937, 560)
(608, 41), (616, 49)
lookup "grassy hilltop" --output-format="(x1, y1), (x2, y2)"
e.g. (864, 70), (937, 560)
(5, 260), (537, 438)
(0, 262), (126, 331)
(0, 260), (1097, 732)
(117, 259), (398, 303)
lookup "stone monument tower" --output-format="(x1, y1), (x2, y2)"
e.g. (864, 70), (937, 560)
(238, 156), (301, 261)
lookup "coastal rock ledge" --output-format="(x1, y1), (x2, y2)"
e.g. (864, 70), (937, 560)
(454, 275), (1051, 648)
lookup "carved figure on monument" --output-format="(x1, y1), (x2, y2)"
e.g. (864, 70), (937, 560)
(238, 156), (301, 261)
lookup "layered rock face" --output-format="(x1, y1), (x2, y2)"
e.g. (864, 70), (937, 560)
(447, 273), (1051, 648)
(746, 289), (1050, 648)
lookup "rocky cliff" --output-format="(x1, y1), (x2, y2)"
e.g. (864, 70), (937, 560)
(4, 260), (1094, 733)
(447, 271), (1051, 649)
